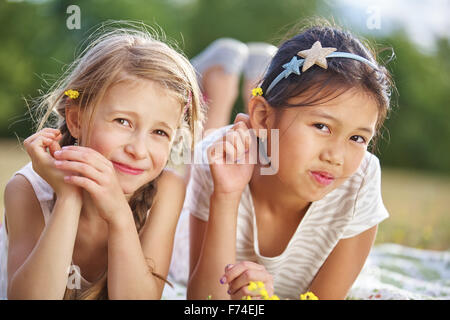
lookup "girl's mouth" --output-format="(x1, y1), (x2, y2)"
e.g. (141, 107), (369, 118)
(310, 171), (335, 186)
(112, 161), (144, 175)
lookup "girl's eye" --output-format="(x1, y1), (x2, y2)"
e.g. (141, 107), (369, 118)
(314, 123), (330, 133)
(154, 129), (169, 138)
(350, 135), (366, 144)
(116, 118), (131, 127)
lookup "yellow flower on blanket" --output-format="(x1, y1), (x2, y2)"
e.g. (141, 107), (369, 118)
(248, 281), (258, 291)
(300, 292), (319, 300)
(242, 281), (319, 300)
(243, 281), (279, 300)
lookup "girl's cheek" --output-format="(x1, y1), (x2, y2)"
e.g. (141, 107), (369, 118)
(152, 146), (171, 172)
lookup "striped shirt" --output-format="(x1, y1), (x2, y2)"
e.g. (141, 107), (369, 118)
(183, 125), (389, 299)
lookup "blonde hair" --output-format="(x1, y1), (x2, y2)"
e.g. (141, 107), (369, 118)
(33, 21), (205, 299)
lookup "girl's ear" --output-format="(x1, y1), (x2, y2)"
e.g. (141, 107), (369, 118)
(248, 96), (275, 138)
(65, 105), (81, 139)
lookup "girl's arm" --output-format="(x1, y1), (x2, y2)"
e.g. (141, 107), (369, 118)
(187, 191), (241, 300)
(187, 119), (256, 300)
(6, 175), (82, 299)
(106, 169), (186, 299)
(308, 225), (378, 300)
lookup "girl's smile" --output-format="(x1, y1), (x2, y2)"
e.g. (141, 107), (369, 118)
(309, 170), (335, 187)
(111, 161), (146, 175)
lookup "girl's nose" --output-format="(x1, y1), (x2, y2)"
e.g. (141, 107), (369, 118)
(320, 142), (344, 166)
(124, 135), (147, 160)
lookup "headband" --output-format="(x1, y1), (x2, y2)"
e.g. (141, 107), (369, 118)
(259, 41), (379, 95)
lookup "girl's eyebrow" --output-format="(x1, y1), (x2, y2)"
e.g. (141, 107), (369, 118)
(308, 110), (374, 136)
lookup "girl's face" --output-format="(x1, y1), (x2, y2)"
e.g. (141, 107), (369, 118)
(83, 79), (181, 195)
(269, 88), (379, 202)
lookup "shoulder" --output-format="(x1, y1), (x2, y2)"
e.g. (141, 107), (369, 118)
(357, 151), (381, 179)
(156, 168), (186, 197)
(140, 169), (186, 234)
(4, 174), (42, 214)
(151, 168), (187, 215)
(4, 173), (45, 240)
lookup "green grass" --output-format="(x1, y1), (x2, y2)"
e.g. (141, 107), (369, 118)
(1, 139), (449, 251)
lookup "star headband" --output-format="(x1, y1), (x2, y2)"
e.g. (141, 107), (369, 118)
(262, 41), (379, 95)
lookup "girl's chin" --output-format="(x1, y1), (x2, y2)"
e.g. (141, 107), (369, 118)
(121, 182), (153, 200)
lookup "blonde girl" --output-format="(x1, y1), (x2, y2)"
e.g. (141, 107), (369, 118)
(1, 23), (204, 299)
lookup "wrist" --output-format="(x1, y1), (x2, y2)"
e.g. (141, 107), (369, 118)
(211, 190), (243, 202)
(55, 190), (82, 205)
(209, 191), (242, 219)
(107, 206), (135, 233)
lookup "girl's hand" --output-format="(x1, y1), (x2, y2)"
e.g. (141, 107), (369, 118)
(207, 116), (257, 195)
(23, 128), (82, 198)
(53, 145), (130, 225)
(220, 262), (274, 300)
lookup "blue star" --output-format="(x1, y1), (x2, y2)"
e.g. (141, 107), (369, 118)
(281, 56), (303, 78)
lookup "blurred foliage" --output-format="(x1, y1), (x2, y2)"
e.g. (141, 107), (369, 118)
(0, 0), (449, 174)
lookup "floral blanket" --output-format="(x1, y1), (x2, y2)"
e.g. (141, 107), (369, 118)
(162, 243), (450, 300)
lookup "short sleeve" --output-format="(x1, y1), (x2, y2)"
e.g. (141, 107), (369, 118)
(341, 154), (390, 239)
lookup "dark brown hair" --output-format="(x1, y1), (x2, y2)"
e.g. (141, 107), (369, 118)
(260, 19), (393, 148)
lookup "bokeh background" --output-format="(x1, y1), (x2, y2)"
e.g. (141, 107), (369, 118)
(0, 0), (449, 250)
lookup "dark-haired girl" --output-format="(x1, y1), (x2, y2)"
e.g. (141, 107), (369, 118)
(185, 21), (393, 300)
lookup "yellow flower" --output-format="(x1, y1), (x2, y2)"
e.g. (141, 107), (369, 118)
(270, 295), (280, 300)
(242, 295), (252, 300)
(256, 281), (265, 289)
(64, 89), (79, 99)
(300, 291), (319, 300)
(248, 281), (258, 292)
(251, 87), (263, 96)
(260, 289), (269, 300)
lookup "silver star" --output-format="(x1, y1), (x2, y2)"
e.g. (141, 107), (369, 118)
(281, 56), (302, 78)
(297, 41), (337, 72)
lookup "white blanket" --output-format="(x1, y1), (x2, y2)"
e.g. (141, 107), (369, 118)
(162, 243), (450, 300)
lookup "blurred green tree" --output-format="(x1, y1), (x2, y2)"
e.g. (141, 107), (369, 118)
(0, 0), (448, 174)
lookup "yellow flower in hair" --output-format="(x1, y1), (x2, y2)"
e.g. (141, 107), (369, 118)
(64, 89), (79, 99)
(300, 291), (319, 300)
(251, 87), (263, 96)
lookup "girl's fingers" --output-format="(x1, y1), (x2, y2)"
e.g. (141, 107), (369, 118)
(208, 140), (236, 165)
(41, 127), (61, 134)
(230, 286), (261, 300)
(221, 261), (265, 284)
(227, 269), (273, 296)
(233, 113), (251, 128)
(24, 129), (61, 153)
(63, 175), (99, 195)
(48, 140), (62, 157)
(225, 132), (243, 163)
(54, 146), (111, 173)
(54, 160), (103, 185)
